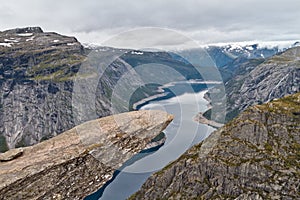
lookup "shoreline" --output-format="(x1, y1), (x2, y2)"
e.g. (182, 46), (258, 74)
(133, 80), (220, 110)
(193, 112), (223, 129)
(132, 92), (168, 110)
(134, 83), (224, 129)
(194, 90), (224, 128)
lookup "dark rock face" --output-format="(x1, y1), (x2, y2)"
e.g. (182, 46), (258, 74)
(1, 27), (43, 34)
(0, 110), (173, 200)
(0, 27), (85, 150)
(131, 93), (300, 200)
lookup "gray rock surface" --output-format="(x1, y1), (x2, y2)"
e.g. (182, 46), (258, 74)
(229, 47), (300, 114)
(205, 46), (300, 123)
(0, 110), (173, 200)
(0, 27), (85, 150)
(131, 93), (300, 199)
(0, 148), (23, 161)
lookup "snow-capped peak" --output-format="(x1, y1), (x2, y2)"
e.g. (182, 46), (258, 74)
(203, 40), (299, 51)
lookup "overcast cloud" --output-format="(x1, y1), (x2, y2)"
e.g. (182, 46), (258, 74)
(0, 0), (299, 48)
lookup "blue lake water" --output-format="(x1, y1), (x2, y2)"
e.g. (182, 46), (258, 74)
(85, 81), (216, 200)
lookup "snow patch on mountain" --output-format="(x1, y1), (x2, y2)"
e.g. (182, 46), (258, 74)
(18, 33), (33, 37)
(202, 40), (299, 51)
(0, 43), (12, 47)
(131, 51), (144, 55)
(4, 39), (19, 43)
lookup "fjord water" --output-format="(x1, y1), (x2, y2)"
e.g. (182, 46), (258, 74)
(86, 81), (216, 200)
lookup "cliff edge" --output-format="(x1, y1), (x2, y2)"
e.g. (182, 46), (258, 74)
(0, 110), (173, 199)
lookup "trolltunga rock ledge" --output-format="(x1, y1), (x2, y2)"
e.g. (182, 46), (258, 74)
(0, 110), (173, 200)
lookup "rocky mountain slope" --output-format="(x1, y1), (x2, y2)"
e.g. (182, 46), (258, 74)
(170, 42), (297, 91)
(0, 27), (85, 151)
(204, 46), (300, 123)
(0, 27), (195, 151)
(131, 93), (300, 200)
(0, 110), (173, 200)
(228, 47), (299, 116)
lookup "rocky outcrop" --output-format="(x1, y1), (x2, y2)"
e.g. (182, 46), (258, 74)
(131, 93), (300, 199)
(0, 110), (173, 200)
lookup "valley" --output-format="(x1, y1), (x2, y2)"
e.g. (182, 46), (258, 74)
(0, 27), (299, 199)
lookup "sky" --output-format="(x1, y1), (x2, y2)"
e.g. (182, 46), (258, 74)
(0, 0), (300, 49)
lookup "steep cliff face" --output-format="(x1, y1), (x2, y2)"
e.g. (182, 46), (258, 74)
(205, 46), (300, 123)
(0, 110), (173, 200)
(131, 93), (300, 199)
(0, 27), (85, 150)
(0, 27), (193, 151)
(227, 47), (300, 116)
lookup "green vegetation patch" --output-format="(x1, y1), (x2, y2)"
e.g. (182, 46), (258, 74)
(0, 135), (9, 153)
(258, 93), (300, 116)
(28, 52), (85, 82)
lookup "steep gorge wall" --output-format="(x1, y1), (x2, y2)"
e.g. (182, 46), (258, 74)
(131, 93), (300, 200)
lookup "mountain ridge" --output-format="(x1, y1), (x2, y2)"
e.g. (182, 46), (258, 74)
(204, 46), (300, 123)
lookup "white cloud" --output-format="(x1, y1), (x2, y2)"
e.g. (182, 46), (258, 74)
(0, 0), (299, 47)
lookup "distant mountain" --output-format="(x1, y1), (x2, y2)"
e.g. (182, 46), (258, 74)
(130, 92), (300, 200)
(176, 41), (297, 66)
(204, 41), (299, 67)
(204, 46), (300, 123)
(172, 41), (298, 83)
(206, 44), (274, 67)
